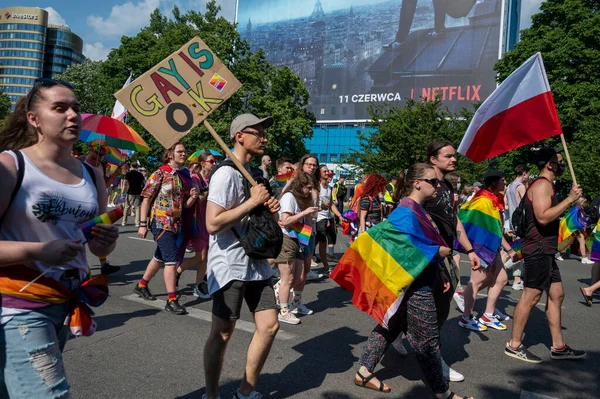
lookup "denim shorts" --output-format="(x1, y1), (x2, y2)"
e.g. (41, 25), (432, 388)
(0, 276), (80, 398)
(151, 219), (179, 266)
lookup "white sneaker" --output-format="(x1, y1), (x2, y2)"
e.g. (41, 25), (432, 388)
(291, 300), (314, 315)
(479, 314), (507, 331)
(555, 252), (564, 261)
(441, 358), (464, 382)
(278, 309), (301, 325)
(458, 315), (487, 332)
(512, 281), (524, 291)
(494, 308), (511, 321)
(306, 270), (323, 280)
(582, 257), (595, 265)
(310, 259), (319, 268)
(453, 292), (465, 313)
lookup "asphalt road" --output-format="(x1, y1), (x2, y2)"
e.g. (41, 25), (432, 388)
(64, 225), (600, 399)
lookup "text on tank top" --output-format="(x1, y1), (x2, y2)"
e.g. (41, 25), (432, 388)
(0, 151), (98, 281)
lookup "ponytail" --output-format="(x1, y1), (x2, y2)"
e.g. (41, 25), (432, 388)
(0, 97), (38, 151)
(396, 163), (434, 198)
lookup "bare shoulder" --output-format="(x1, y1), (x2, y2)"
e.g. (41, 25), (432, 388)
(0, 151), (18, 183)
(528, 178), (553, 200)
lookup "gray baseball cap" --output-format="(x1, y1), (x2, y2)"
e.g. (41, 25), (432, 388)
(229, 113), (274, 139)
(473, 181), (483, 187)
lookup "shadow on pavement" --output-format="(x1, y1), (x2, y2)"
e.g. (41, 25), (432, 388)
(176, 326), (366, 398)
(94, 308), (160, 331)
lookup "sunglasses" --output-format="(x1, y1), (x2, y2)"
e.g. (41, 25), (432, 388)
(26, 78), (74, 111)
(242, 129), (267, 140)
(418, 178), (440, 187)
(203, 159), (216, 164)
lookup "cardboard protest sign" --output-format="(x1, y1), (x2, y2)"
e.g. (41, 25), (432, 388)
(114, 36), (241, 148)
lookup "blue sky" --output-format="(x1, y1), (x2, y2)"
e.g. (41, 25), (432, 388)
(15, 0), (237, 61)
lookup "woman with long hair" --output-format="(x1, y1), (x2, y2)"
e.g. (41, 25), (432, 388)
(274, 172), (319, 324)
(359, 173), (388, 233)
(0, 81), (119, 398)
(176, 152), (216, 298)
(352, 163), (473, 399)
(134, 143), (199, 315)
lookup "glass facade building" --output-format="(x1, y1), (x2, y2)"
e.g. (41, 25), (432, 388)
(305, 124), (371, 164)
(0, 7), (84, 108)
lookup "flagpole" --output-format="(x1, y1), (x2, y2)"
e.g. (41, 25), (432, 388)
(559, 134), (577, 186)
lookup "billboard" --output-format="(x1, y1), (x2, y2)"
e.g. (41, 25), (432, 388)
(237, 0), (503, 122)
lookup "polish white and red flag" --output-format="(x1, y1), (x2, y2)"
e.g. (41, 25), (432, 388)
(458, 52), (562, 162)
(111, 73), (133, 121)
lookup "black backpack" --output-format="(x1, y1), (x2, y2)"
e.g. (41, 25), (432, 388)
(511, 195), (529, 239)
(216, 159), (283, 260)
(588, 195), (600, 224)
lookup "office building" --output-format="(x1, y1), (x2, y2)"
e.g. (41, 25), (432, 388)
(0, 6), (84, 107)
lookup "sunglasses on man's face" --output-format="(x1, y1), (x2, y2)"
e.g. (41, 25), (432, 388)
(26, 78), (75, 111)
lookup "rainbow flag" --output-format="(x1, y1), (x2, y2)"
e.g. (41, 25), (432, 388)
(558, 205), (588, 243)
(510, 239), (523, 261)
(330, 197), (446, 329)
(591, 229), (600, 262)
(274, 171), (295, 188)
(455, 190), (503, 266)
(289, 222), (313, 246)
(79, 208), (123, 241)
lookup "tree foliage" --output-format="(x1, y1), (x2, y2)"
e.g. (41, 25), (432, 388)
(0, 88), (10, 120)
(57, 1), (314, 168)
(495, 0), (600, 198)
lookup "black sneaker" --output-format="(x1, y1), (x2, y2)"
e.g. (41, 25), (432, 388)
(165, 299), (188, 315)
(101, 262), (121, 275)
(504, 343), (542, 364)
(133, 284), (156, 301)
(551, 345), (586, 360)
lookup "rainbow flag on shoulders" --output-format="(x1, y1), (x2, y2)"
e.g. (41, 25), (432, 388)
(274, 171), (295, 187)
(331, 197), (446, 329)
(590, 229), (600, 262)
(558, 205), (588, 243)
(288, 222), (312, 246)
(455, 190), (503, 266)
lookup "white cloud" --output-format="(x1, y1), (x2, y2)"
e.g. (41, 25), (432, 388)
(87, 0), (162, 38)
(44, 7), (68, 26)
(84, 42), (112, 61)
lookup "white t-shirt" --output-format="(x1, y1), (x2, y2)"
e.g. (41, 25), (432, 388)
(279, 192), (301, 237)
(206, 165), (271, 295)
(317, 183), (332, 221)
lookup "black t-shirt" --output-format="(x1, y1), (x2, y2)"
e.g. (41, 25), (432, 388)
(423, 179), (457, 247)
(125, 170), (145, 195)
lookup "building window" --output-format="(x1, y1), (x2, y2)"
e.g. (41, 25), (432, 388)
(320, 154), (327, 163)
(331, 107), (336, 115)
(320, 108), (325, 115)
(330, 154), (339, 162)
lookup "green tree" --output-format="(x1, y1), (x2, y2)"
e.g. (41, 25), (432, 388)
(495, 0), (600, 198)
(61, 1), (314, 167)
(0, 88), (10, 120)
(349, 99), (487, 184)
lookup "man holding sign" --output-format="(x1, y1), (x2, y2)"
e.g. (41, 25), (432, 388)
(203, 114), (280, 399)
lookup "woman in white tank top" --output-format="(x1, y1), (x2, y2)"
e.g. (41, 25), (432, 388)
(0, 79), (119, 398)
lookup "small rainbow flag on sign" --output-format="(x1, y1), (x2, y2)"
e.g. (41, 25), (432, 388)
(289, 222), (312, 246)
(274, 171), (295, 187)
(558, 205), (588, 243)
(79, 208), (123, 241)
(455, 190), (503, 266)
(510, 239), (523, 261)
(590, 229), (600, 263)
(331, 197), (446, 329)
(209, 73), (227, 92)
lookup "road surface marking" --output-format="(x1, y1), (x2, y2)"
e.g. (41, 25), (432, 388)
(128, 237), (155, 243)
(122, 294), (296, 341)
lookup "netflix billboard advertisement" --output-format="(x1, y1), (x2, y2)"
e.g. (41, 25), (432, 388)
(237, 0), (502, 122)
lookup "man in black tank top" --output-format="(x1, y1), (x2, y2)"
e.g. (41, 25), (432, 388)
(505, 147), (585, 363)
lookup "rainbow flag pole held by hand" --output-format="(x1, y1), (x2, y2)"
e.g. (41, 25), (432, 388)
(330, 197), (446, 329)
(558, 205), (588, 243)
(455, 190), (503, 266)
(274, 171), (295, 188)
(79, 208), (123, 242)
(288, 222), (313, 246)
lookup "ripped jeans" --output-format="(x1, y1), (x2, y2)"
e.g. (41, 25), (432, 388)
(0, 300), (72, 398)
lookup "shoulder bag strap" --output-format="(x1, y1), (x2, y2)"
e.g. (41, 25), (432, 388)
(0, 150), (25, 227)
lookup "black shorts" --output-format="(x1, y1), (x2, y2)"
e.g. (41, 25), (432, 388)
(212, 279), (277, 320)
(316, 219), (336, 245)
(523, 244), (562, 291)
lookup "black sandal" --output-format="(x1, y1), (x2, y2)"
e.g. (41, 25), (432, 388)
(580, 287), (593, 306)
(354, 370), (391, 393)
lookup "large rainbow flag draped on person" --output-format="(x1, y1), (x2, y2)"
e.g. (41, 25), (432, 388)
(558, 205), (588, 243)
(330, 197), (446, 329)
(590, 229), (600, 263)
(455, 190), (503, 265)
